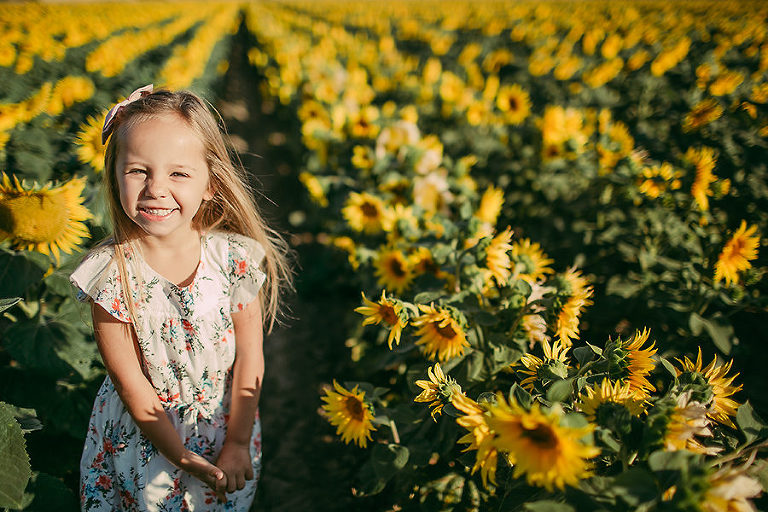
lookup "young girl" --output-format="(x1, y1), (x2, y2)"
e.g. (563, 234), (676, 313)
(70, 85), (292, 510)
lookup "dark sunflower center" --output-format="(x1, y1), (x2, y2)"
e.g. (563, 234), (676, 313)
(521, 423), (558, 449)
(345, 396), (365, 421)
(388, 257), (407, 277)
(434, 322), (457, 340)
(381, 305), (398, 325)
(361, 202), (379, 218)
(508, 96), (519, 111)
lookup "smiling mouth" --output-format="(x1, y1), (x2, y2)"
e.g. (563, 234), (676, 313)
(139, 207), (176, 219)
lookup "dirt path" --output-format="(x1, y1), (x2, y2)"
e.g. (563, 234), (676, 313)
(216, 20), (370, 512)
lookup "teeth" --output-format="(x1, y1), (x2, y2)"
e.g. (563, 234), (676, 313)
(143, 208), (173, 216)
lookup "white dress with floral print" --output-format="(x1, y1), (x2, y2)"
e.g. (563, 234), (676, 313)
(70, 231), (266, 511)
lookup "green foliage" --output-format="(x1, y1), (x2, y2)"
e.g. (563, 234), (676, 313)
(0, 402), (32, 510)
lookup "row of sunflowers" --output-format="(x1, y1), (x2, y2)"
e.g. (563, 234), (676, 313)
(0, 2), (244, 508)
(242, 1), (768, 511)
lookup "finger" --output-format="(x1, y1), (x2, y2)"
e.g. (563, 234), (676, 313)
(216, 473), (228, 494)
(237, 473), (246, 491)
(245, 466), (254, 481)
(226, 474), (237, 494)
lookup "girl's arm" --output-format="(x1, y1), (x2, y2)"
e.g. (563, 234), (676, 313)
(216, 298), (264, 493)
(91, 303), (227, 496)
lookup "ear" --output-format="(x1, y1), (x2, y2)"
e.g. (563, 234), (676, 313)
(203, 182), (214, 201)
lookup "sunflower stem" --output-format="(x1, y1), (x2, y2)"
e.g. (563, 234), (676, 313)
(453, 246), (473, 293)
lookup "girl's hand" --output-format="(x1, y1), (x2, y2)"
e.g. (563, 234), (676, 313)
(215, 441), (255, 493)
(179, 450), (228, 500)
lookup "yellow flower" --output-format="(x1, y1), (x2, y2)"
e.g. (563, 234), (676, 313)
(686, 146), (718, 212)
(342, 191), (393, 234)
(348, 105), (380, 139)
(495, 84), (530, 125)
(453, 393), (498, 487)
(614, 328), (658, 398)
(373, 247), (413, 294)
(298, 172), (327, 207)
(709, 70), (744, 96)
(701, 466), (762, 512)
(487, 395), (600, 491)
(714, 220), (759, 286)
(414, 363), (463, 420)
(355, 291), (407, 349)
(541, 105), (587, 157)
(321, 380), (376, 448)
(484, 226), (513, 287)
(75, 112), (108, 172)
(0, 173), (91, 263)
(517, 339), (571, 392)
(511, 238), (555, 284)
(351, 145), (375, 170)
(555, 268), (594, 346)
(682, 99), (723, 132)
(637, 162), (683, 199)
(412, 303), (469, 361)
(663, 391), (720, 455)
(675, 348), (742, 428)
(475, 185), (504, 225)
(521, 313), (549, 345)
(413, 171), (452, 214)
(331, 235), (359, 270)
(578, 378), (645, 422)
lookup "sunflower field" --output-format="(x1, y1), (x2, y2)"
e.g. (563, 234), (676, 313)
(1, 1), (768, 511)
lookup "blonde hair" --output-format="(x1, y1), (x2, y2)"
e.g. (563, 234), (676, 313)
(101, 88), (293, 333)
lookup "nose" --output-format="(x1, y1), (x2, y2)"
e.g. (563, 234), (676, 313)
(143, 175), (169, 198)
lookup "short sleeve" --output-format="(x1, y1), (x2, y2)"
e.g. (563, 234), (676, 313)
(70, 245), (132, 323)
(227, 233), (267, 313)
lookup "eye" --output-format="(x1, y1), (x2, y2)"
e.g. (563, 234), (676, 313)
(127, 168), (146, 175)
(171, 171), (190, 178)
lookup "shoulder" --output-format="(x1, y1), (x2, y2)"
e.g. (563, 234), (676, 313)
(206, 231), (266, 268)
(71, 241), (117, 282)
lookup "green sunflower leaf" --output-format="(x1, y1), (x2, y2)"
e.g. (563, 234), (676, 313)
(523, 500), (575, 512)
(736, 401), (768, 445)
(0, 297), (21, 314)
(0, 401), (32, 509)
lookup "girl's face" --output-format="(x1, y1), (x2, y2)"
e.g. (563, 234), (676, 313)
(115, 113), (213, 244)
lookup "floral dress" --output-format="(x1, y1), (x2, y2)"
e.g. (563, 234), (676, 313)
(70, 231), (266, 511)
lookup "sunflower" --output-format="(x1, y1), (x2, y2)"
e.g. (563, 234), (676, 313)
(452, 393), (498, 488)
(511, 238), (555, 284)
(686, 146), (718, 212)
(351, 145), (375, 169)
(682, 99), (723, 132)
(701, 466), (762, 512)
(637, 162), (683, 199)
(412, 304), (470, 361)
(475, 185), (504, 225)
(663, 391), (720, 456)
(298, 172), (328, 207)
(484, 226), (513, 286)
(342, 191), (393, 234)
(517, 339), (571, 392)
(0, 173), (91, 263)
(373, 247), (413, 294)
(606, 328), (658, 399)
(414, 363), (463, 420)
(487, 395), (600, 491)
(496, 84), (530, 125)
(709, 71), (744, 96)
(75, 112), (108, 172)
(578, 378), (645, 422)
(554, 268), (594, 346)
(714, 220), (759, 286)
(521, 313), (549, 345)
(675, 348), (742, 428)
(321, 380), (376, 448)
(355, 290), (407, 349)
(348, 105), (380, 139)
